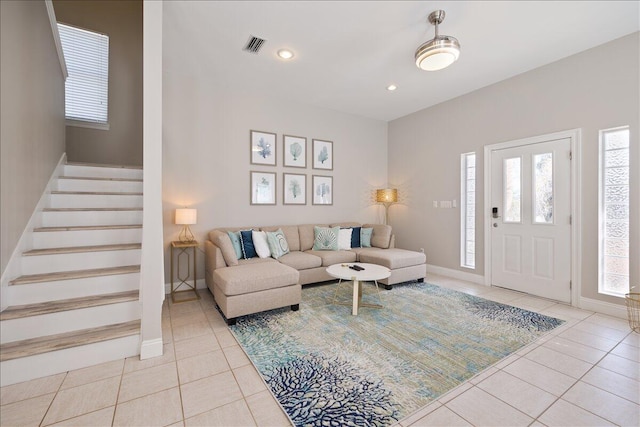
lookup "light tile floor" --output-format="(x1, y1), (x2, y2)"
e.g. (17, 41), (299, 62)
(1, 274), (639, 426)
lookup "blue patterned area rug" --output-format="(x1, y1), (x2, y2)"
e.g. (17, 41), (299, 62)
(229, 281), (563, 426)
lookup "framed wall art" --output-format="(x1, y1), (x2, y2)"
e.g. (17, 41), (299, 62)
(283, 135), (307, 168)
(283, 173), (306, 205)
(312, 139), (333, 170)
(312, 175), (333, 205)
(250, 130), (277, 166)
(250, 171), (276, 205)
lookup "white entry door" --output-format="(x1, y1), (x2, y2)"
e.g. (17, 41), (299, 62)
(490, 138), (571, 302)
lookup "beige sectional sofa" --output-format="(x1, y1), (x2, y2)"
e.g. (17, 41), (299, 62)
(205, 222), (426, 324)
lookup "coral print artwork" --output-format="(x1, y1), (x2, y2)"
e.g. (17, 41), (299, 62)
(283, 135), (307, 168)
(251, 130), (277, 166)
(312, 139), (333, 170)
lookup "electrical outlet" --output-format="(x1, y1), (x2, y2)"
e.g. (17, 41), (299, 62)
(419, 248), (424, 253)
(433, 201), (438, 208)
(441, 200), (452, 208)
(452, 199), (457, 208)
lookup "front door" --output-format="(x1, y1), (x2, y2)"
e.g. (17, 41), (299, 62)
(490, 138), (571, 303)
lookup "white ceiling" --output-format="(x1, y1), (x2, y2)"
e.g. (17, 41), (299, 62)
(164, 1), (639, 122)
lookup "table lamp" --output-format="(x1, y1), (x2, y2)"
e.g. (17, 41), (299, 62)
(175, 208), (197, 242)
(376, 188), (398, 225)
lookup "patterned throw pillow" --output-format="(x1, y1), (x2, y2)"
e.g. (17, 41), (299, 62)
(226, 231), (242, 259)
(266, 229), (290, 259)
(312, 226), (340, 251)
(360, 227), (373, 248)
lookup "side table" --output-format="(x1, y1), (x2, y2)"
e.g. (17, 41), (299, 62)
(170, 240), (200, 303)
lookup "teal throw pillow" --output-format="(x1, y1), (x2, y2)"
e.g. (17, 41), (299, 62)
(360, 227), (373, 248)
(313, 226), (340, 251)
(226, 231), (242, 259)
(266, 229), (290, 259)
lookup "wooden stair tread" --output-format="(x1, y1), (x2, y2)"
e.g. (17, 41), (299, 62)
(0, 320), (140, 362)
(0, 291), (139, 321)
(59, 176), (143, 182)
(10, 265), (140, 286)
(24, 243), (141, 256)
(43, 207), (142, 212)
(51, 191), (143, 196)
(66, 161), (142, 170)
(34, 224), (142, 232)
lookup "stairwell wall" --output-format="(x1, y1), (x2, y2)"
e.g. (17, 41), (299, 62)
(0, 0), (66, 278)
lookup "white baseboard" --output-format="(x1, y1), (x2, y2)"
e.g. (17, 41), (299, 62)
(579, 297), (628, 320)
(1, 153), (67, 311)
(164, 278), (207, 295)
(426, 264), (486, 286)
(140, 337), (164, 360)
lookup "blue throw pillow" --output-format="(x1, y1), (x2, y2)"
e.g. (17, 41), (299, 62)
(360, 227), (373, 248)
(313, 226), (340, 250)
(239, 230), (257, 259)
(226, 231), (242, 259)
(349, 226), (362, 248)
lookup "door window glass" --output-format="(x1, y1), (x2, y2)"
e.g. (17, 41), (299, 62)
(503, 157), (521, 222)
(533, 153), (553, 224)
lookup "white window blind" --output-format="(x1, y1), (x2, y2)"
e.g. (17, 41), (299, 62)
(461, 152), (476, 268)
(57, 23), (109, 125)
(599, 126), (630, 297)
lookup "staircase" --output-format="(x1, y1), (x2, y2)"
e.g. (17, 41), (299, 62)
(0, 162), (143, 386)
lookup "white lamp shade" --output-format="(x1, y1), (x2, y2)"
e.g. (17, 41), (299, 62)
(175, 208), (197, 225)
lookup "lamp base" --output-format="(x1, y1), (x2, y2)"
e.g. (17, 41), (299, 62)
(179, 225), (195, 242)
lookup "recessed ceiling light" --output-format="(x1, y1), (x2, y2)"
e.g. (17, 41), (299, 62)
(277, 49), (294, 60)
(387, 84), (397, 91)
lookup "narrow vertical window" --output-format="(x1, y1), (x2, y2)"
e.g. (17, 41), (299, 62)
(599, 126), (630, 297)
(461, 152), (476, 268)
(533, 152), (554, 224)
(503, 157), (521, 223)
(57, 23), (109, 127)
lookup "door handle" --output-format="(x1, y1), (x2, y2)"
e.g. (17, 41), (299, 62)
(492, 207), (501, 219)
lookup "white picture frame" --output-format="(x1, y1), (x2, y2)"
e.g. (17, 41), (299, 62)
(312, 175), (333, 205)
(283, 135), (307, 168)
(312, 139), (333, 170)
(283, 173), (307, 205)
(250, 171), (276, 205)
(250, 130), (277, 166)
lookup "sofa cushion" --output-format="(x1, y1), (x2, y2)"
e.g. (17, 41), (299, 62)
(237, 257), (276, 266)
(313, 226), (340, 250)
(349, 246), (383, 261)
(265, 229), (290, 259)
(330, 222), (361, 228)
(363, 223), (392, 249)
(359, 248), (426, 269)
(209, 230), (239, 266)
(360, 227), (373, 247)
(261, 225), (300, 251)
(278, 251), (322, 270)
(226, 231), (242, 259)
(299, 224), (328, 251)
(214, 262), (299, 296)
(239, 230), (257, 259)
(305, 249), (356, 266)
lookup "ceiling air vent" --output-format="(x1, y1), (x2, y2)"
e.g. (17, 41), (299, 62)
(243, 35), (266, 54)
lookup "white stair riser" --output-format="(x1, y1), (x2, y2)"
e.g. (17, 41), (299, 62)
(50, 194), (143, 208)
(33, 228), (142, 248)
(64, 165), (143, 180)
(7, 273), (140, 305)
(0, 334), (140, 387)
(57, 179), (143, 193)
(41, 210), (143, 227)
(1, 301), (140, 343)
(22, 249), (141, 274)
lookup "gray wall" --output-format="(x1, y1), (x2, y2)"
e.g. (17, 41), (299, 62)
(53, 0), (142, 166)
(0, 0), (66, 275)
(162, 44), (388, 282)
(388, 33), (639, 306)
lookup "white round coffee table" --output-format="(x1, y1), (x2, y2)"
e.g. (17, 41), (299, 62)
(326, 263), (391, 315)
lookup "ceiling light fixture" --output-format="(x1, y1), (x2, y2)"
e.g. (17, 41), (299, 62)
(277, 49), (294, 60)
(386, 84), (397, 91)
(415, 10), (460, 71)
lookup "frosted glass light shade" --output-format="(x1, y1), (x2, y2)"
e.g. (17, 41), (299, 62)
(175, 208), (197, 225)
(415, 37), (460, 71)
(376, 189), (398, 203)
